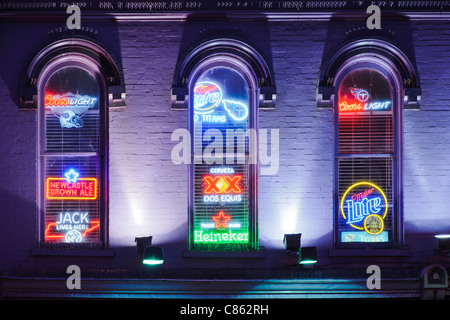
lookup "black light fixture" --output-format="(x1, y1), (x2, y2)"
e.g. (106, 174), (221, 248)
(299, 246), (317, 265)
(435, 234), (450, 251)
(283, 233), (301, 253)
(135, 236), (152, 255)
(142, 246), (164, 265)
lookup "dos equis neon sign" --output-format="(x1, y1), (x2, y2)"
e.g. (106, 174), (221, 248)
(340, 182), (388, 235)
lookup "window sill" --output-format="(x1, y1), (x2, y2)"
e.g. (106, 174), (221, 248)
(183, 246), (266, 258)
(328, 248), (410, 257)
(32, 248), (115, 257)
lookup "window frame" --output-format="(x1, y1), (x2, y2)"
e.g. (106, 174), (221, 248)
(187, 55), (259, 252)
(333, 55), (404, 249)
(37, 55), (109, 248)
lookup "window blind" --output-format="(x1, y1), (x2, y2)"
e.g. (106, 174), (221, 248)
(42, 66), (102, 246)
(191, 66), (255, 251)
(336, 68), (395, 245)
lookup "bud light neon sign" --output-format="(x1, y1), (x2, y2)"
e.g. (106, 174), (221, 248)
(340, 182), (388, 235)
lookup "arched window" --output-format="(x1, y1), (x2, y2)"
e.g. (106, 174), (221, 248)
(190, 58), (258, 252)
(335, 65), (398, 248)
(172, 39), (276, 252)
(39, 60), (106, 247)
(25, 38), (125, 248)
(318, 38), (420, 250)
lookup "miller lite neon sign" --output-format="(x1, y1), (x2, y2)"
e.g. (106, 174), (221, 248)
(340, 181), (387, 235)
(193, 82), (249, 121)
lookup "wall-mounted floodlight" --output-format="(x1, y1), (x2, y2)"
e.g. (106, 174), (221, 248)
(135, 236), (152, 255)
(283, 233), (301, 253)
(142, 246), (164, 265)
(434, 234), (450, 251)
(299, 247), (317, 265)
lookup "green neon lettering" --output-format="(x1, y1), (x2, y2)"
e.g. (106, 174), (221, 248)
(193, 230), (249, 243)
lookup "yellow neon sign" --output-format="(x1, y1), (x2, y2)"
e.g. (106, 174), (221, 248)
(340, 181), (388, 231)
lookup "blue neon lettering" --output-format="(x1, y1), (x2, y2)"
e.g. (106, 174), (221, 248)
(345, 196), (382, 224)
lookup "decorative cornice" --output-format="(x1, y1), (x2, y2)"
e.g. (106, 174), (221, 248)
(2, 1), (450, 21)
(20, 36), (126, 110)
(171, 38), (276, 110)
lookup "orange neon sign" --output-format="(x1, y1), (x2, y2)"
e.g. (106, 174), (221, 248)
(203, 175), (242, 194)
(46, 177), (97, 200)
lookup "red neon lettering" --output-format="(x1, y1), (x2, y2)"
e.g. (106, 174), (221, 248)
(45, 94), (69, 107)
(224, 175), (242, 194)
(195, 84), (219, 95)
(351, 188), (374, 202)
(339, 101), (363, 112)
(46, 177), (98, 200)
(203, 176), (221, 194)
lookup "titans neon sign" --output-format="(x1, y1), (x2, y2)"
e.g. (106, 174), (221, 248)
(340, 182), (388, 235)
(193, 82), (248, 122)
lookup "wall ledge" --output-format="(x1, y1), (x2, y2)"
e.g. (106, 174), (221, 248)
(328, 248), (410, 257)
(183, 246), (266, 258)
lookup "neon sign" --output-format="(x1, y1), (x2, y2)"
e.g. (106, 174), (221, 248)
(194, 211), (248, 243)
(340, 182), (388, 235)
(194, 82), (222, 114)
(45, 92), (97, 128)
(339, 87), (391, 113)
(45, 212), (100, 243)
(212, 211), (231, 229)
(202, 173), (243, 203)
(203, 175), (242, 194)
(350, 88), (370, 102)
(45, 94), (97, 108)
(46, 169), (97, 200)
(222, 100), (248, 121)
(339, 100), (391, 112)
(341, 231), (389, 243)
(193, 82), (249, 122)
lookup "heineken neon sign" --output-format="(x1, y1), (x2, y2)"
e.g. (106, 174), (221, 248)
(194, 211), (249, 244)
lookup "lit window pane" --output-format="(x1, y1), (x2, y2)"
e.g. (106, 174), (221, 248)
(191, 67), (255, 251)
